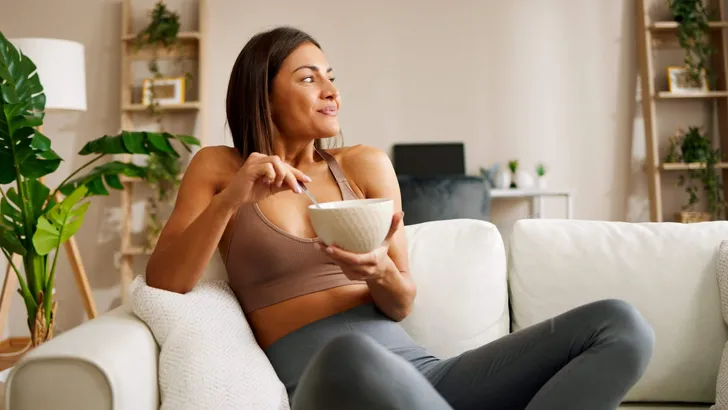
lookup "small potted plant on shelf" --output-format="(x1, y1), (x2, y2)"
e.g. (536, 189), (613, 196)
(664, 126), (726, 223)
(667, 0), (717, 88)
(0, 32), (200, 346)
(508, 160), (518, 189)
(535, 163), (547, 189)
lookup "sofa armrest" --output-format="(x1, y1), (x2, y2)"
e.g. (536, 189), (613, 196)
(5, 305), (159, 410)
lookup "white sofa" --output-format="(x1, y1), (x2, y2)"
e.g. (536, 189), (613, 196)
(5, 218), (728, 409)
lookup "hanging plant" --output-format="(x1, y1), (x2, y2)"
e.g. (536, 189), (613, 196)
(131, 1), (193, 246)
(143, 153), (181, 249)
(667, 0), (717, 88)
(133, 1), (181, 52)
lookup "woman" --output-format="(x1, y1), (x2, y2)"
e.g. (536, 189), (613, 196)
(146, 26), (654, 410)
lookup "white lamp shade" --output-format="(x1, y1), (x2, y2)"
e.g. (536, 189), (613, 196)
(9, 38), (87, 112)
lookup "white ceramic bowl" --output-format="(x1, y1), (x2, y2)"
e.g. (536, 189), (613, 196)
(308, 198), (394, 253)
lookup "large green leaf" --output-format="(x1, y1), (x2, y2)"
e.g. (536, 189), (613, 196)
(0, 217), (25, 256)
(58, 161), (147, 196)
(32, 185), (89, 255)
(0, 32), (60, 184)
(1, 187), (24, 239)
(78, 130), (199, 157)
(1, 188), (22, 223)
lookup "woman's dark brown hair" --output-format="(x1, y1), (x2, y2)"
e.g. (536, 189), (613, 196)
(225, 26), (339, 160)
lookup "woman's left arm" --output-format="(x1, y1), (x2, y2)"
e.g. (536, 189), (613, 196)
(314, 145), (416, 321)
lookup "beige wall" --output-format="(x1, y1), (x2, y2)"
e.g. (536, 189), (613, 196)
(0, 0), (682, 335)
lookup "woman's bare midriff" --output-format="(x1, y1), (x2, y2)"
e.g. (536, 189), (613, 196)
(247, 283), (373, 349)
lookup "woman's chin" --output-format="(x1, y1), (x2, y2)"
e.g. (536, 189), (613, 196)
(315, 126), (340, 139)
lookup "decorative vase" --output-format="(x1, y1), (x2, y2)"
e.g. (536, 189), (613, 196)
(515, 170), (534, 189)
(536, 176), (547, 189)
(496, 170), (511, 189)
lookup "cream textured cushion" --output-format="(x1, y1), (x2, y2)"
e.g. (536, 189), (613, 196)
(129, 276), (290, 410)
(712, 241), (728, 410)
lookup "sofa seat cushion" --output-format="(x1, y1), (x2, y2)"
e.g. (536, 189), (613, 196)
(508, 219), (728, 404)
(129, 277), (289, 410)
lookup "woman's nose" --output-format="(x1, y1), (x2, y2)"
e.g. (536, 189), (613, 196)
(322, 81), (339, 99)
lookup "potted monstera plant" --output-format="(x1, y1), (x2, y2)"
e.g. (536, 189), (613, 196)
(0, 31), (199, 346)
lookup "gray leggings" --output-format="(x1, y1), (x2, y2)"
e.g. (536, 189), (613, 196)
(264, 299), (654, 410)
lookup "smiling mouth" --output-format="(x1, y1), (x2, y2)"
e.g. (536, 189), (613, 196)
(318, 107), (337, 116)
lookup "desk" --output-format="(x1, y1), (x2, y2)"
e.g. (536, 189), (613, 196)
(490, 189), (573, 219)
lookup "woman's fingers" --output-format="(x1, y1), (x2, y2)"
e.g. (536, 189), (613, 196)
(268, 156), (288, 188)
(291, 167), (312, 184)
(248, 154), (313, 195)
(256, 162), (276, 183)
(283, 171), (302, 194)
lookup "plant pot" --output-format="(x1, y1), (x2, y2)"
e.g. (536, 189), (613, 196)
(536, 176), (547, 189)
(675, 211), (712, 223)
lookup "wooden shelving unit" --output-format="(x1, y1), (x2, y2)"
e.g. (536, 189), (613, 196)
(118, 0), (208, 301)
(636, 0), (728, 222)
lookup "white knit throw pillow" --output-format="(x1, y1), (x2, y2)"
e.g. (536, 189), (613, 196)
(712, 241), (728, 410)
(129, 276), (290, 410)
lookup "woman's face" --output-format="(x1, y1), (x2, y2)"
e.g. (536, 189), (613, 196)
(270, 42), (341, 142)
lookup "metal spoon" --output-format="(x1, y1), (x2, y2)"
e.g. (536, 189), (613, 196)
(298, 181), (320, 208)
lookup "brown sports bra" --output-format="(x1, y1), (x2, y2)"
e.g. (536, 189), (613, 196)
(224, 149), (362, 314)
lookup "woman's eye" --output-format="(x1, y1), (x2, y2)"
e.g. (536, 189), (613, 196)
(302, 77), (313, 83)
(329, 77), (336, 83)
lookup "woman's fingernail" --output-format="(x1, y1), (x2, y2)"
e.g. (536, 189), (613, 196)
(295, 185), (302, 193)
(304, 175), (312, 182)
(325, 247), (333, 254)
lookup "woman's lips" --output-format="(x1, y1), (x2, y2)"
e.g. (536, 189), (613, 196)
(318, 107), (337, 115)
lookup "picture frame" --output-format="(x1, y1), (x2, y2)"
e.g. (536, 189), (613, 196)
(142, 76), (186, 106)
(666, 66), (709, 94)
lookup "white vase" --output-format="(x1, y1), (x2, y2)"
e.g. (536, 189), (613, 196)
(537, 176), (547, 189)
(515, 170), (534, 189)
(496, 171), (511, 189)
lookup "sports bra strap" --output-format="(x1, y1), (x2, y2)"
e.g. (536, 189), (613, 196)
(315, 147), (359, 200)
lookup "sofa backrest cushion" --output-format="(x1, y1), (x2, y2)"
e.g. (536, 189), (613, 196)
(508, 219), (728, 404)
(399, 219), (509, 359)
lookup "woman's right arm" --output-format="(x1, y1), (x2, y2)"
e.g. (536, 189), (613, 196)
(145, 147), (238, 293)
(145, 148), (310, 293)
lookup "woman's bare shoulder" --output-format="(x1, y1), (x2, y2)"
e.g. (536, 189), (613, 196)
(184, 145), (242, 191)
(328, 144), (397, 198)
(328, 144), (390, 167)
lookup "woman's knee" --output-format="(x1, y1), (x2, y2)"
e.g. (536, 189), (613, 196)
(309, 333), (389, 383)
(593, 299), (655, 372)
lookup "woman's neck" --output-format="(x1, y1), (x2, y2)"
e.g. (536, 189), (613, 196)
(271, 138), (317, 168)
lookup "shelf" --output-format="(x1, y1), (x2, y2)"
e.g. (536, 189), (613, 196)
(122, 32), (200, 41)
(121, 247), (153, 256)
(124, 34), (199, 60)
(662, 162), (728, 171)
(123, 102), (200, 112)
(656, 91), (728, 99)
(490, 189), (572, 198)
(650, 21), (728, 31)
(119, 173), (185, 183)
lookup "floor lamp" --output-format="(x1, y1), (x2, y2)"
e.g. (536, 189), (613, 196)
(0, 38), (97, 347)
